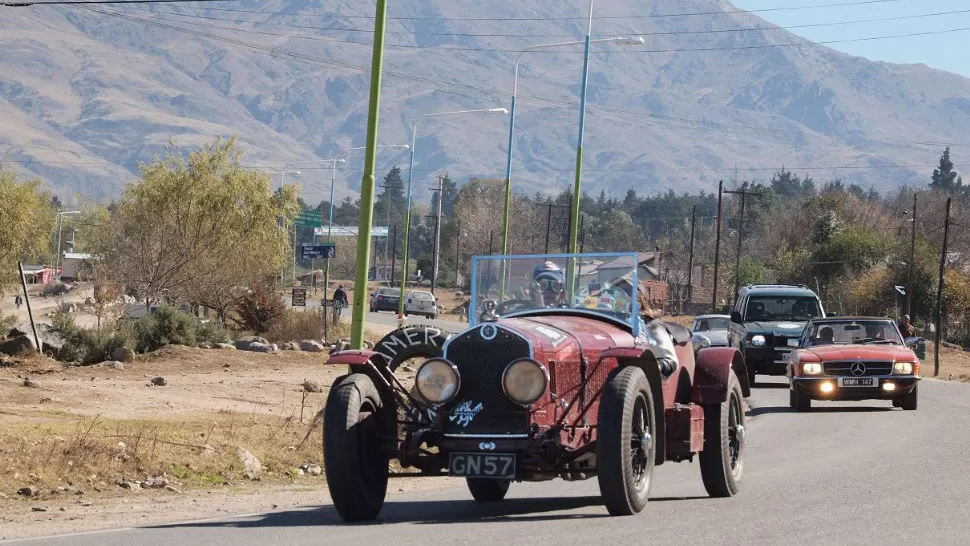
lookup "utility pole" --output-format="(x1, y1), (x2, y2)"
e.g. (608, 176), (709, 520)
(380, 183), (403, 281)
(724, 183), (763, 303)
(390, 224), (397, 285)
(906, 193), (917, 317)
(455, 218), (462, 286)
(687, 205), (696, 311)
(934, 196), (952, 377)
(430, 174), (445, 294)
(578, 214), (587, 254)
(544, 202), (553, 254)
(711, 181), (724, 313)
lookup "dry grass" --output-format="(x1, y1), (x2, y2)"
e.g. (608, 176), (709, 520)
(0, 409), (326, 499)
(264, 308), (351, 344)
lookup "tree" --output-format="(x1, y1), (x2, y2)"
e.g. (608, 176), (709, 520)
(0, 172), (56, 292)
(95, 138), (298, 314)
(931, 147), (964, 194)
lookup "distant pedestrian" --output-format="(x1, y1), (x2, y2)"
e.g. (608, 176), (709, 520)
(332, 285), (348, 322)
(898, 314), (916, 339)
(14, 295), (22, 310)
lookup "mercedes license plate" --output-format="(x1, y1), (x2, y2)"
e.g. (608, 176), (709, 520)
(838, 377), (877, 388)
(448, 453), (515, 479)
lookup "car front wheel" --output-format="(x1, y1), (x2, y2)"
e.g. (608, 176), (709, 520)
(900, 383), (918, 411)
(323, 374), (392, 522)
(699, 370), (745, 497)
(596, 366), (656, 516)
(466, 478), (511, 502)
(789, 386), (811, 412)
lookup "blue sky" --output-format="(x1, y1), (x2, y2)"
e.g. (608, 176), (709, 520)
(732, 0), (970, 77)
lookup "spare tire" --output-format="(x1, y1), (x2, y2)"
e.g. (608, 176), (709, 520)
(370, 326), (451, 372)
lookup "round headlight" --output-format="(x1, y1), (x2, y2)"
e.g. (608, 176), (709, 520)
(751, 335), (766, 347)
(502, 359), (549, 406)
(415, 359), (460, 405)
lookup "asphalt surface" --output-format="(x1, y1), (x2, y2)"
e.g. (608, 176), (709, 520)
(7, 377), (970, 546)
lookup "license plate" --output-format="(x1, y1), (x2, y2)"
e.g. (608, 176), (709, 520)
(448, 453), (515, 479)
(838, 377), (878, 387)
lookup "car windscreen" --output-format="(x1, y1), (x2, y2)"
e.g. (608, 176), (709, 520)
(744, 296), (821, 322)
(378, 289), (400, 297)
(410, 292), (433, 300)
(805, 321), (903, 346)
(469, 252), (642, 335)
(695, 317), (730, 331)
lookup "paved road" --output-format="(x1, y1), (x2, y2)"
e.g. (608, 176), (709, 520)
(8, 377), (970, 545)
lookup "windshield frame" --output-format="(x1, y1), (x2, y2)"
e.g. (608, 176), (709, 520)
(468, 251), (642, 337)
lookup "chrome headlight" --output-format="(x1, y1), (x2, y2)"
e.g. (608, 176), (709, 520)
(415, 358), (460, 405)
(502, 359), (549, 406)
(893, 361), (915, 375)
(801, 362), (823, 376)
(750, 335), (766, 347)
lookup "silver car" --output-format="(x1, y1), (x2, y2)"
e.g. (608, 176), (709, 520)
(692, 314), (731, 347)
(404, 290), (439, 319)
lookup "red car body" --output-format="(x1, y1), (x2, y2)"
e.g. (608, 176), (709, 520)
(786, 317), (921, 410)
(322, 308), (751, 521)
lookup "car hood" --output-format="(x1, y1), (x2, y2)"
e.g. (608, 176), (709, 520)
(745, 321), (809, 336)
(799, 344), (917, 362)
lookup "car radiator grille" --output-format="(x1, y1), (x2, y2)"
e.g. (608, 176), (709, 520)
(823, 361), (893, 376)
(441, 325), (531, 436)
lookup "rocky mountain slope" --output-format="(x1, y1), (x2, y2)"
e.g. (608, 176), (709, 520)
(2, 0), (969, 205)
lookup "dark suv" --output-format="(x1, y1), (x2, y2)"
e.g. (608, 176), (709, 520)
(728, 284), (825, 385)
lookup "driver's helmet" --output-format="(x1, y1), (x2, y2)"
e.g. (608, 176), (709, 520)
(533, 262), (565, 296)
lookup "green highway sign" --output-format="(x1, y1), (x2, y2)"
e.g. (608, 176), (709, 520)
(295, 209), (324, 228)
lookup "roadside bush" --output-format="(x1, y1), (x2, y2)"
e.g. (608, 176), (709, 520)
(232, 283), (287, 335)
(197, 319), (231, 344)
(0, 311), (17, 337)
(264, 308), (348, 343)
(60, 327), (133, 365)
(131, 305), (200, 353)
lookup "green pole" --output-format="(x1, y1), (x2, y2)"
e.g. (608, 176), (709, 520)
(566, 1), (594, 304)
(349, 0), (388, 350)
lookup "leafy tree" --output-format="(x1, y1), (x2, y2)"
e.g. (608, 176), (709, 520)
(95, 138), (297, 313)
(931, 147), (964, 194)
(0, 172), (56, 292)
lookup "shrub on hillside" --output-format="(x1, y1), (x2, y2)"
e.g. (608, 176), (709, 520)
(197, 319), (231, 345)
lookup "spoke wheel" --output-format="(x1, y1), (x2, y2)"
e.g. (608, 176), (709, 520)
(699, 370), (745, 498)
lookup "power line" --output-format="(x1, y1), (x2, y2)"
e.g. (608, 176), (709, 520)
(2, 0), (236, 5)
(116, 5), (970, 40)
(116, 0), (912, 22)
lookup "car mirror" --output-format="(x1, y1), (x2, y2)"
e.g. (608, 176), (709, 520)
(730, 311), (742, 323)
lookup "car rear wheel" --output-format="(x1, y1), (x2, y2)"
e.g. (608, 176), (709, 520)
(466, 478), (511, 502)
(900, 383), (918, 411)
(596, 366), (656, 516)
(699, 370), (745, 498)
(789, 386), (811, 412)
(323, 374), (391, 522)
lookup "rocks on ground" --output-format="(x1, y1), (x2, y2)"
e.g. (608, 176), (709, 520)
(109, 346), (135, 362)
(22, 377), (40, 388)
(301, 379), (323, 393)
(0, 335), (36, 357)
(150, 376), (167, 386)
(237, 447), (262, 480)
(234, 336), (269, 351)
(299, 340), (325, 353)
(9, 323), (66, 356)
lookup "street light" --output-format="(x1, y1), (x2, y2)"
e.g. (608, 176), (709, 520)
(501, 35), (645, 257)
(398, 107), (508, 317)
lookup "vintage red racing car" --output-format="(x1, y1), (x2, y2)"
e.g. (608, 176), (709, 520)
(322, 252), (752, 521)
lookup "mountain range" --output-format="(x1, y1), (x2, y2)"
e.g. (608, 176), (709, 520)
(2, 0), (969, 207)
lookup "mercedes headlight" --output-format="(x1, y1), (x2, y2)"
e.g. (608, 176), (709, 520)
(502, 359), (549, 406)
(893, 361), (916, 375)
(415, 359), (460, 405)
(801, 362), (823, 376)
(750, 335), (766, 347)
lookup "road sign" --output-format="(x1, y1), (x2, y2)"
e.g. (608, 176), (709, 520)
(313, 226), (389, 238)
(291, 287), (307, 307)
(302, 244), (336, 259)
(295, 209), (323, 228)
(895, 285), (906, 295)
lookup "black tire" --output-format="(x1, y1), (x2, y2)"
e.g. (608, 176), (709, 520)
(596, 366), (656, 516)
(371, 326), (449, 373)
(900, 383), (918, 411)
(323, 374), (391, 522)
(700, 370), (745, 498)
(790, 386), (811, 412)
(892, 398), (902, 408)
(747, 368), (757, 387)
(466, 478), (511, 502)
